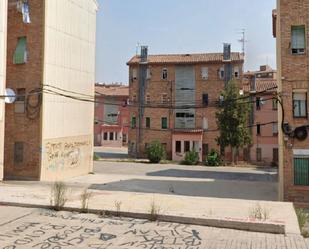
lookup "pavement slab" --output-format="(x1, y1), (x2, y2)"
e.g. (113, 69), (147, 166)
(0, 206), (307, 249)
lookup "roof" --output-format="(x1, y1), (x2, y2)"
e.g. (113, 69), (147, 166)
(127, 52), (244, 65)
(243, 78), (278, 93)
(95, 84), (129, 97)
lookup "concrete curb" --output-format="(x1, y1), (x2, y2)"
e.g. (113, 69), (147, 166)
(0, 201), (285, 234)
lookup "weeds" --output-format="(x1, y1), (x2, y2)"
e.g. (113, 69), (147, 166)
(296, 208), (309, 238)
(50, 182), (68, 211)
(114, 201), (122, 216)
(80, 189), (93, 213)
(149, 200), (161, 221)
(93, 153), (101, 161)
(248, 203), (270, 221)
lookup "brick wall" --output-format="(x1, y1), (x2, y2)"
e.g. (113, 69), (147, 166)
(4, 0), (44, 180)
(128, 61), (243, 160)
(277, 0), (309, 205)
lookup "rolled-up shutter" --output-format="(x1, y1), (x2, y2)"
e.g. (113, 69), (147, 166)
(13, 37), (27, 64)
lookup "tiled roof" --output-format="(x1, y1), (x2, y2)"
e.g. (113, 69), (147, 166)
(95, 84), (129, 97)
(243, 78), (278, 93)
(127, 52), (244, 65)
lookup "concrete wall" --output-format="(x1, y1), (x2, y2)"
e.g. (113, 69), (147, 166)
(41, 0), (98, 180)
(0, 0), (7, 180)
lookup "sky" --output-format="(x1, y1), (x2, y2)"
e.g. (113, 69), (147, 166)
(95, 0), (276, 84)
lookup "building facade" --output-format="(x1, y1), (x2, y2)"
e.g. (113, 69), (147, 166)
(127, 47), (244, 162)
(94, 84), (129, 147)
(243, 66), (278, 166)
(0, 0), (7, 180)
(5, 0), (97, 181)
(275, 0), (309, 206)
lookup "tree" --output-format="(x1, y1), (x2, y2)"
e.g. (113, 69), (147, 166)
(216, 80), (251, 165)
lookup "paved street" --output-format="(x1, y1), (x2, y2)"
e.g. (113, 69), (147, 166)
(0, 206), (307, 249)
(93, 147), (278, 201)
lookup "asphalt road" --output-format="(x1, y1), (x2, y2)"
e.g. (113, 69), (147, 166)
(0, 206), (307, 249)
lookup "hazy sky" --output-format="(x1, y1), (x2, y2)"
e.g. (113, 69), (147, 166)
(95, 0), (276, 84)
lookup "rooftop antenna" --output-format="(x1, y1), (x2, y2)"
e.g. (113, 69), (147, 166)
(237, 29), (248, 55)
(136, 42), (141, 56)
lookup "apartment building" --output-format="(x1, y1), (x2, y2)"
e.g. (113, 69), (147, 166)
(0, 0), (7, 180)
(243, 66), (278, 166)
(274, 0), (309, 205)
(127, 46), (244, 161)
(94, 84), (129, 147)
(4, 0), (98, 181)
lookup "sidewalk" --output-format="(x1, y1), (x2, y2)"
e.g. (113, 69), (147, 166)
(0, 172), (300, 235)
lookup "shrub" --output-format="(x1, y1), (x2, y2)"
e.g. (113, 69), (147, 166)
(205, 149), (221, 166)
(146, 141), (166, 163)
(50, 181), (68, 211)
(183, 150), (199, 165)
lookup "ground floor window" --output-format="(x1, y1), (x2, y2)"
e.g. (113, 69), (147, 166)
(294, 157), (309, 186)
(203, 144), (209, 156)
(176, 141), (181, 153)
(109, 132), (114, 141)
(184, 141), (190, 152)
(103, 132), (108, 140)
(273, 148), (278, 162)
(123, 134), (127, 143)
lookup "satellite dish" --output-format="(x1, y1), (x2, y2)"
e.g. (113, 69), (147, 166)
(294, 126), (308, 141)
(5, 88), (16, 104)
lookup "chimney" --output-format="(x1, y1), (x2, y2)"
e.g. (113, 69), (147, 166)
(223, 43), (231, 61)
(140, 46), (148, 63)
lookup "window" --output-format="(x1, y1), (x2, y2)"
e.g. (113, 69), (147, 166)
(122, 134), (127, 143)
(257, 124), (261, 135)
(103, 132), (108, 140)
(272, 98), (278, 110)
(294, 157), (309, 186)
(161, 93), (168, 104)
(145, 143), (149, 150)
(203, 117), (208, 130)
(272, 123), (278, 135)
(256, 97), (261, 110)
(201, 67), (208, 80)
(146, 117), (150, 128)
(162, 68), (168, 80)
(176, 141), (181, 153)
(109, 132), (114, 141)
(234, 66), (240, 78)
(293, 92), (307, 118)
(291, 25), (306, 55)
(15, 88), (26, 113)
(184, 141), (190, 152)
(14, 142), (24, 164)
(131, 117), (136, 128)
(13, 37), (27, 64)
(146, 94), (150, 104)
(161, 117), (168, 129)
(219, 66), (225, 79)
(115, 132), (118, 141)
(256, 148), (262, 162)
(132, 68), (137, 80)
(146, 68), (151, 80)
(202, 94), (208, 106)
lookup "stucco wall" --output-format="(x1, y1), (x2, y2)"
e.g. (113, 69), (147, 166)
(0, 0), (7, 180)
(41, 0), (98, 180)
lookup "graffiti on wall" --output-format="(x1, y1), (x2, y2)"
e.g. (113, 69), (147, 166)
(45, 140), (91, 172)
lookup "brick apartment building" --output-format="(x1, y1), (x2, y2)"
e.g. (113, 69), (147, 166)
(127, 46), (244, 161)
(94, 84), (129, 147)
(0, 1), (7, 180)
(243, 65), (279, 166)
(4, 0), (97, 181)
(274, 0), (309, 206)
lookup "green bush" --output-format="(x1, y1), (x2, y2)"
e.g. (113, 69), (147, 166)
(146, 141), (166, 163)
(183, 150), (199, 165)
(205, 149), (221, 166)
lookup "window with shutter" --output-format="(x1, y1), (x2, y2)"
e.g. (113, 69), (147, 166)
(291, 26), (306, 54)
(201, 67), (208, 80)
(293, 92), (307, 118)
(13, 37), (28, 64)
